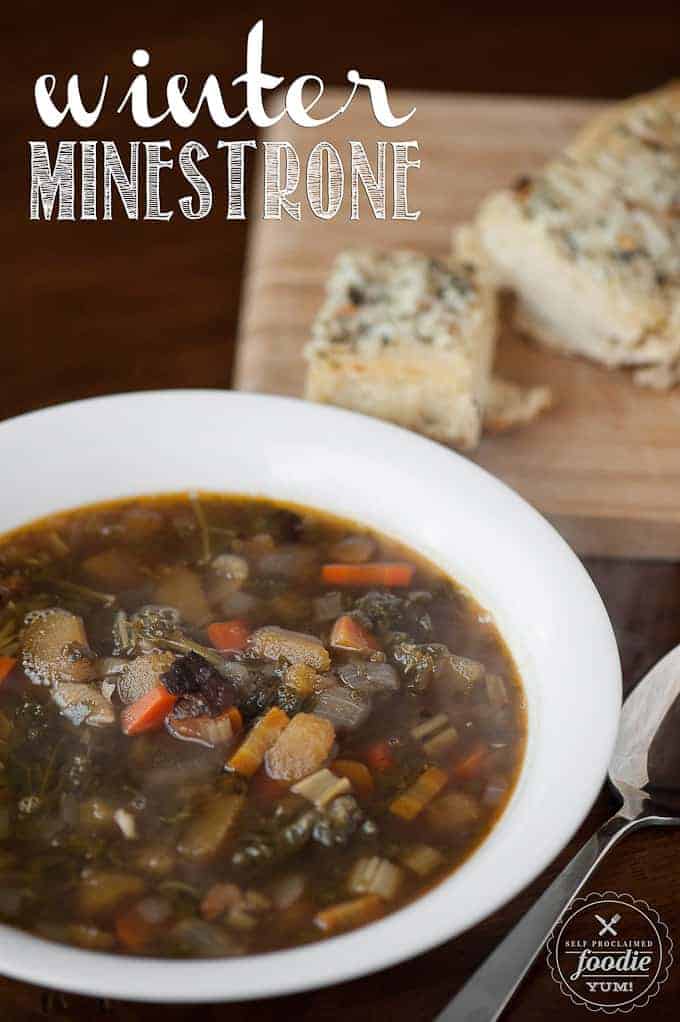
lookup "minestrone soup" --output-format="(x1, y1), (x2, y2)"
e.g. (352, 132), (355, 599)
(0, 495), (525, 956)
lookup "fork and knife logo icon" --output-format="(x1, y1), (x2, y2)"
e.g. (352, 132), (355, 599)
(595, 912), (621, 937)
(548, 893), (672, 1011)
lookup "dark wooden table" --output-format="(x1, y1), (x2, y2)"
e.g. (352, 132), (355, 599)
(3, 6), (680, 1019)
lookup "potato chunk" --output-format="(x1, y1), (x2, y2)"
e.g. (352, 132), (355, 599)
(21, 608), (96, 686)
(168, 917), (242, 957)
(78, 869), (145, 917)
(121, 506), (164, 542)
(265, 713), (335, 782)
(177, 793), (245, 863)
(154, 567), (211, 627)
(81, 548), (145, 590)
(424, 791), (482, 835)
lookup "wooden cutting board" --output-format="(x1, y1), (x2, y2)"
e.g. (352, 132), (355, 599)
(235, 90), (680, 560)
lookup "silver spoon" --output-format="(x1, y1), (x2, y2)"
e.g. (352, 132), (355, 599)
(436, 641), (680, 1022)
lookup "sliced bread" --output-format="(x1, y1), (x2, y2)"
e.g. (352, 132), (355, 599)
(304, 249), (497, 450)
(467, 82), (680, 388)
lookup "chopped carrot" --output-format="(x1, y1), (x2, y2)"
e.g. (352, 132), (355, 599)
(120, 684), (177, 736)
(321, 563), (415, 588)
(0, 656), (17, 687)
(208, 619), (251, 652)
(115, 904), (157, 953)
(364, 740), (395, 773)
(330, 615), (379, 652)
(389, 766), (448, 821)
(332, 759), (374, 801)
(226, 706), (243, 734)
(314, 894), (384, 934)
(227, 706), (289, 777)
(450, 741), (489, 781)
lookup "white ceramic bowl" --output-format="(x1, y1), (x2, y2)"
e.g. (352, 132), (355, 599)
(0, 390), (621, 1002)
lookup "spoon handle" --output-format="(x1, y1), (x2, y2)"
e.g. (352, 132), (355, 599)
(434, 811), (642, 1022)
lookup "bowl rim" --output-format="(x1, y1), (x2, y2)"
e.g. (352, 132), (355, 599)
(0, 389), (622, 1002)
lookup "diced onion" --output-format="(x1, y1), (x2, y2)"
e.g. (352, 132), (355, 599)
(483, 779), (509, 806)
(113, 808), (137, 840)
(313, 687), (371, 731)
(348, 857), (403, 900)
(169, 918), (241, 956)
(411, 713), (449, 741)
(166, 712), (235, 749)
(211, 554), (249, 585)
(271, 873), (305, 910)
(291, 768), (351, 808)
(96, 657), (127, 676)
(400, 844), (445, 877)
(485, 673), (509, 707)
(313, 592), (344, 623)
(136, 896), (172, 925)
(100, 680), (117, 702)
(328, 535), (376, 564)
(338, 661), (399, 693)
(258, 546), (318, 580)
(423, 726), (459, 759)
(216, 590), (258, 618)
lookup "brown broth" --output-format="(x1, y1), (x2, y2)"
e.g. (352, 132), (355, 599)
(0, 494), (526, 956)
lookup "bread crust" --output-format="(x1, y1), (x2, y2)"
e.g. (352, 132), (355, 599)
(304, 249), (496, 450)
(468, 81), (680, 387)
(483, 377), (553, 434)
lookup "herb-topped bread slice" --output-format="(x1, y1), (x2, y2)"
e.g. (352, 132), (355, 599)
(469, 81), (680, 388)
(304, 249), (497, 450)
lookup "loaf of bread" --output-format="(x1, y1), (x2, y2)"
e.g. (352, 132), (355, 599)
(304, 249), (497, 450)
(467, 82), (680, 388)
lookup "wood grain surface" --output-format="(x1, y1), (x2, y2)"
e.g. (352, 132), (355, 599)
(235, 89), (680, 560)
(3, 5), (680, 1019)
